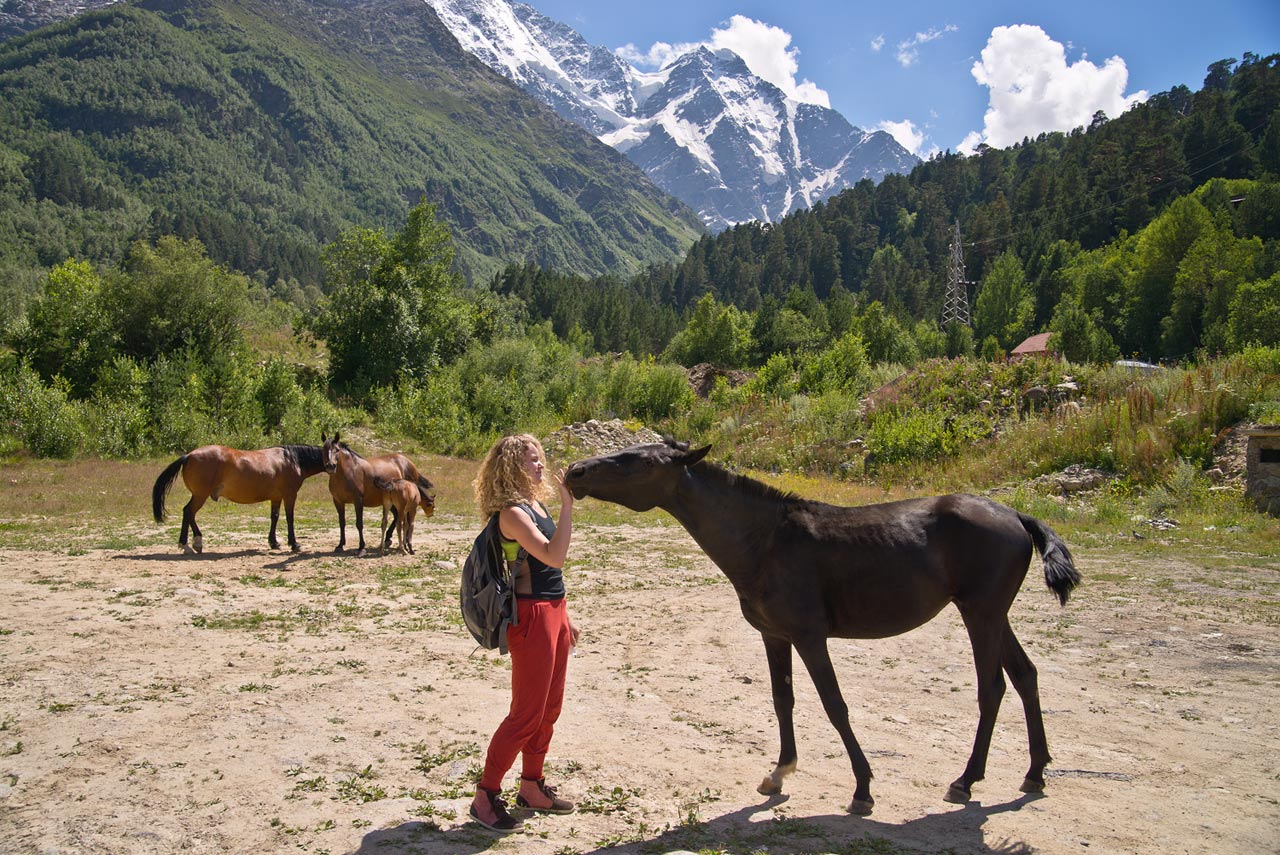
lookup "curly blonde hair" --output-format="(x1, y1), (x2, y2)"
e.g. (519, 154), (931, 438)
(473, 434), (549, 517)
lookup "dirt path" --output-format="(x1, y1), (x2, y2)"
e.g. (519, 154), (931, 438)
(1, 516), (1277, 855)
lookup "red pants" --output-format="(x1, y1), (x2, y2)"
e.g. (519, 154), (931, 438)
(480, 597), (571, 789)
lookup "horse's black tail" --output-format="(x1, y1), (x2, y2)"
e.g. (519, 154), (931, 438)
(1017, 512), (1081, 606)
(152, 455), (187, 523)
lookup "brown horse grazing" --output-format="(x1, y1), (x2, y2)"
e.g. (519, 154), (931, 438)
(152, 444), (327, 554)
(321, 433), (436, 555)
(371, 476), (435, 555)
(564, 438), (1081, 816)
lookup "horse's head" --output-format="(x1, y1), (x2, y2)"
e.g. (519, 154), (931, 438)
(564, 438), (710, 511)
(321, 432), (342, 473)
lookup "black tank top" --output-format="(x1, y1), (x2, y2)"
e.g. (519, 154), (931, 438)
(503, 502), (565, 601)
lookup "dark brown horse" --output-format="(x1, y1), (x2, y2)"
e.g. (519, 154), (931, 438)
(564, 438), (1081, 815)
(152, 444), (327, 554)
(321, 433), (436, 554)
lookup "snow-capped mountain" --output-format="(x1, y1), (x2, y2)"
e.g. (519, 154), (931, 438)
(427, 0), (919, 230)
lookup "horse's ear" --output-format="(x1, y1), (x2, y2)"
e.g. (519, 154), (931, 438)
(682, 444), (712, 466)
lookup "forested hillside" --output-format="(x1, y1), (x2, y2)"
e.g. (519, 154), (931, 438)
(0, 0), (703, 304)
(508, 53), (1280, 364)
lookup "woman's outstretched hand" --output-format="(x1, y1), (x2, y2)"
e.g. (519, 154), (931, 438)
(553, 468), (574, 508)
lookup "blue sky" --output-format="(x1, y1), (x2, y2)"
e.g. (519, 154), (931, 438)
(528, 0), (1278, 157)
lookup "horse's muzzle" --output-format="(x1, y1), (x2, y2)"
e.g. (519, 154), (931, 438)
(564, 462), (587, 499)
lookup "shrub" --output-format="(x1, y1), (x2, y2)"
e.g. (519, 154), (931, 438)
(0, 361), (82, 458)
(87, 356), (150, 458)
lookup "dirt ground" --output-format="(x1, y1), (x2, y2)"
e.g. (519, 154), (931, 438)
(1, 511), (1277, 855)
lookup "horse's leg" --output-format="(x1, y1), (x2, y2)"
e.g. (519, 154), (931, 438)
(333, 502), (346, 552)
(354, 500), (366, 555)
(384, 505), (398, 551)
(947, 609), (1007, 804)
(181, 495), (207, 554)
(379, 503), (390, 557)
(758, 635), (798, 797)
(1001, 621), (1052, 794)
(268, 499), (282, 550)
(284, 495), (300, 553)
(793, 636), (875, 815)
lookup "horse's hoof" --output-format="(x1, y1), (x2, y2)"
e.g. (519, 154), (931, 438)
(757, 777), (782, 796)
(848, 797), (874, 816)
(181, 544), (195, 555)
(290, 544), (301, 554)
(1020, 777), (1045, 794)
(269, 541), (280, 551)
(193, 538), (203, 554)
(944, 783), (971, 804)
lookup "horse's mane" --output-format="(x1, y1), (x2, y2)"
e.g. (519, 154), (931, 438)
(337, 440), (366, 460)
(283, 444), (325, 469)
(693, 459), (801, 504)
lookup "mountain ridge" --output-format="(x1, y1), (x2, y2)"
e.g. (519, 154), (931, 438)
(426, 0), (919, 230)
(0, 0), (704, 284)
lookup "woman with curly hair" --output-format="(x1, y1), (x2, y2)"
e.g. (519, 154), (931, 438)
(469, 433), (579, 832)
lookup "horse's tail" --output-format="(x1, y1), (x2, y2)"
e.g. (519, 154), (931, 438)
(1017, 512), (1081, 606)
(152, 455), (188, 523)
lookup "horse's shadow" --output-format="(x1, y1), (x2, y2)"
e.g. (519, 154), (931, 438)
(114, 549), (267, 562)
(113, 548), (376, 568)
(347, 793), (1043, 855)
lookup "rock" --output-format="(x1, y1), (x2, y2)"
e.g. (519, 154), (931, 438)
(543, 419), (665, 461)
(686, 363), (753, 398)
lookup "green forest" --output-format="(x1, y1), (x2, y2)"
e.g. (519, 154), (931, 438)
(2, 43), (1279, 503)
(0, 0), (702, 304)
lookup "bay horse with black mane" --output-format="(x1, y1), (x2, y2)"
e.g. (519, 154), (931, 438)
(564, 438), (1081, 815)
(152, 444), (327, 554)
(321, 433), (436, 555)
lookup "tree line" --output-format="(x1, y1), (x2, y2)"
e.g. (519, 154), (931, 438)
(507, 54), (1280, 365)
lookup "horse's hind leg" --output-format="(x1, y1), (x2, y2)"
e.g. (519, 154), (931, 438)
(379, 504), (390, 557)
(354, 501), (367, 555)
(758, 635), (798, 797)
(948, 610), (1007, 803)
(1002, 622), (1052, 793)
(268, 500), (282, 550)
(793, 635), (875, 815)
(181, 496), (207, 554)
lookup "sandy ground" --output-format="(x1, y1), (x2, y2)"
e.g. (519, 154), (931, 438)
(1, 512), (1277, 855)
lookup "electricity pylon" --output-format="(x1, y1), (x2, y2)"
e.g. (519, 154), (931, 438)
(942, 221), (973, 327)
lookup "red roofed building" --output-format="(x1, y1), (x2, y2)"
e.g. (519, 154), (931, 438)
(1010, 332), (1053, 358)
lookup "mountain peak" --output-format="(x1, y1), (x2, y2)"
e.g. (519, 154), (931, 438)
(426, 0), (918, 230)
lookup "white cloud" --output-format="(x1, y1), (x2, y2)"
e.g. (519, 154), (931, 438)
(961, 24), (1147, 152)
(895, 24), (957, 68)
(877, 119), (923, 154)
(615, 15), (830, 107)
(870, 34), (885, 53)
(878, 119), (941, 159)
(615, 40), (697, 69)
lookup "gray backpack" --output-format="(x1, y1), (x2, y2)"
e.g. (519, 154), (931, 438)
(459, 513), (519, 653)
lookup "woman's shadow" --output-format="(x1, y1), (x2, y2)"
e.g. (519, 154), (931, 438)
(347, 792), (1043, 855)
